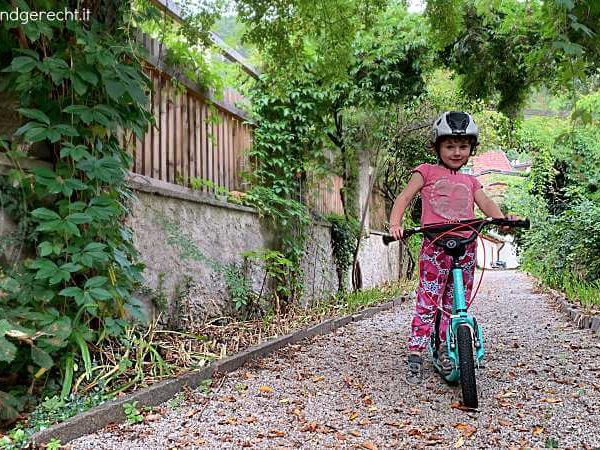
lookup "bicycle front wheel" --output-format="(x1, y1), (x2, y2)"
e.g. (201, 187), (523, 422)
(457, 325), (478, 408)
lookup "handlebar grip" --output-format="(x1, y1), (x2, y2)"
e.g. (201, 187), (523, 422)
(403, 228), (418, 238)
(382, 227), (420, 245)
(514, 218), (530, 229)
(382, 235), (396, 245)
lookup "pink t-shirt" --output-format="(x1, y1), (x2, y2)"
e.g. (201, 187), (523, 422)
(413, 163), (482, 227)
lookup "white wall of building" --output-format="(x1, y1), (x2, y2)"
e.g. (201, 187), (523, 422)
(477, 234), (520, 269)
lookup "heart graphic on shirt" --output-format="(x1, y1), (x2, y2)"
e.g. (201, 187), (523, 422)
(429, 178), (471, 220)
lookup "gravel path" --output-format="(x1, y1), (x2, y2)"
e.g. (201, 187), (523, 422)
(70, 271), (600, 449)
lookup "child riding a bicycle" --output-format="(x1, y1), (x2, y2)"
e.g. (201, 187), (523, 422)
(388, 111), (508, 384)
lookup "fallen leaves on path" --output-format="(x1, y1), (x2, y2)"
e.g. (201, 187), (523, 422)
(267, 429), (286, 438)
(453, 422), (477, 438)
(218, 416), (238, 425)
(69, 273), (600, 450)
(450, 402), (477, 412)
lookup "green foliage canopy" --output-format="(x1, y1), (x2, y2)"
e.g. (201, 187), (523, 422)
(426, 0), (600, 116)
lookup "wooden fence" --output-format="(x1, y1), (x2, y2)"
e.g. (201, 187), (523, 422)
(125, 33), (253, 193)
(125, 30), (387, 229)
(305, 175), (345, 216)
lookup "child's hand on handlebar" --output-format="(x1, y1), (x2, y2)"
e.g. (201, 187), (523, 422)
(499, 215), (520, 233)
(389, 224), (404, 241)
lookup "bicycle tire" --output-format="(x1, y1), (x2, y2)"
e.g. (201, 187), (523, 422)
(457, 325), (478, 408)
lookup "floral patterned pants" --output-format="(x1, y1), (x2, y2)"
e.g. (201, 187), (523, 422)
(408, 238), (477, 352)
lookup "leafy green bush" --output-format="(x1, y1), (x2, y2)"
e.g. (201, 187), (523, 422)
(0, 1), (151, 418)
(519, 200), (600, 287)
(504, 116), (600, 306)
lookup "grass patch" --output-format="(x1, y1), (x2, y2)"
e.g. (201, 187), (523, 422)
(531, 270), (600, 310)
(561, 277), (600, 310)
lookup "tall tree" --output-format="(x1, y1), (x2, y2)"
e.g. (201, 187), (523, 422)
(426, 0), (600, 116)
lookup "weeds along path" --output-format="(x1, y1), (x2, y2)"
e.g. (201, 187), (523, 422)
(71, 271), (600, 449)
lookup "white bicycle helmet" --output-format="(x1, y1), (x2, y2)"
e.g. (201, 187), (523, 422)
(432, 111), (479, 151)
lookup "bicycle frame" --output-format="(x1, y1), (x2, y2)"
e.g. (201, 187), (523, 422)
(434, 259), (485, 383)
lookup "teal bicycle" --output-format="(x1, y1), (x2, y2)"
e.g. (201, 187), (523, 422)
(384, 217), (530, 407)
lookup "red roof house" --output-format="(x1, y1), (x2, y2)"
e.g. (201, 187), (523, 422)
(467, 150), (520, 204)
(471, 150), (513, 174)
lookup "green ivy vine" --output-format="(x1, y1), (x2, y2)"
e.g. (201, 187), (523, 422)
(241, 72), (333, 310)
(0, 0), (152, 415)
(325, 214), (359, 293)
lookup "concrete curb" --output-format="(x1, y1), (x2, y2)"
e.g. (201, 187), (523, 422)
(546, 287), (600, 335)
(30, 296), (408, 446)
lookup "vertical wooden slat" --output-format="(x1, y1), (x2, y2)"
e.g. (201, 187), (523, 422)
(237, 120), (243, 188)
(201, 101), (208, 193)
(232, 119), (238, 190)
(241, 124), (247, 190)
(221, 115), (226, 191)
(206, 105), (214, 193)
(215, 110), (221, 191)
(224, 115), (230, 191)
(188, 95), (193, 183)
(223, 113), (228, 191)
(151, 71), (164, 179)
(237, 120), (243, 190)
(194, 97), (201, 180)
(168, 86), (175, 183)
(174, 90), (181, 184)
(230, 118), (236, 191)
(189, 96), (196, 182)
(215, 112), (221, 192)
(141, 73), (152, 176)
(164, 79), (171, 182)
(229, 117), (235, 191)
(224, 113), (229, 191)
(158, 76), (166, 180)
(134, 134), (142, 174)
(181, 92), (188, 186)
(215, 111), (220, 191)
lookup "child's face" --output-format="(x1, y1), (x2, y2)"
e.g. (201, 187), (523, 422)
(438, 138), (471, 169)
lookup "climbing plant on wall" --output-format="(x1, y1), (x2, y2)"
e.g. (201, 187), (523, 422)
(0, 0), (153, 417)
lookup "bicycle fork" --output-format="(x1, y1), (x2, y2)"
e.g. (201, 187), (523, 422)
(441, 262), (485, 382)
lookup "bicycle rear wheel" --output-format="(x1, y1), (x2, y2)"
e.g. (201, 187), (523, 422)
(457, 325), (478, 408)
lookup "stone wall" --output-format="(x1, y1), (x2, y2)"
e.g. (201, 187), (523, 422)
(127, 174), (401, 322)
(0, 165), (402, 324)
(357, 231), (401, 288)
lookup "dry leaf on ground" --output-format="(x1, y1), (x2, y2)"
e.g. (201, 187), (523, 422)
(454, 423), (477, 438)
(454, 436), (465, 448)
(267, 429), (285, 438)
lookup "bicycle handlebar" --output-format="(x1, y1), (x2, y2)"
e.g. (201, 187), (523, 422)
(382, 217), (530, 245)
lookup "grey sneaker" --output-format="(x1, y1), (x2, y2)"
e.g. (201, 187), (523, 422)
(437, 342), (453, 376)
(406, 353), (424, 385)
